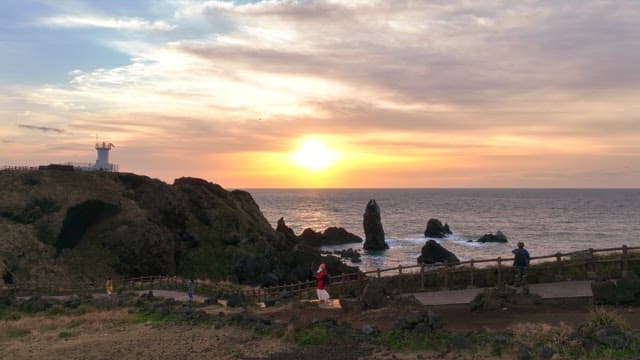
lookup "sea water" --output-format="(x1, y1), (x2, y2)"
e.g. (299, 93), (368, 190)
(249, 189), (640, 272)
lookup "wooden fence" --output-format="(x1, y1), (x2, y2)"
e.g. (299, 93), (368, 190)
(2, 245), (639, 301)
(255, 245), (640, 300)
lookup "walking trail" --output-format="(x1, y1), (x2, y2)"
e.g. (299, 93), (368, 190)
(410, 280), (593, 306)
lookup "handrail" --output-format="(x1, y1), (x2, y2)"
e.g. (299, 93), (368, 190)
(2, 245), (639, 300)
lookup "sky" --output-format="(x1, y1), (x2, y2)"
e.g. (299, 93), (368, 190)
(1, 0), (639, 188)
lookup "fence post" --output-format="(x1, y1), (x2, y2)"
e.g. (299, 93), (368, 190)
(622, 245), (629, 278)
(377, 268), (381, 279)
(496, 257), (502, 288)
(469, 259), (475, 288)
(443, 261), (449, 290)
(398, 265), (403, 291)
(420, 264), (425, 289)
(556, 252), (562, 280)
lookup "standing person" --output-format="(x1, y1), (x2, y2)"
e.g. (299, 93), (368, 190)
(315, 263), (330, 304)
(512, 242), (530, 286)
(187, 279), (194, 302)
(105, 277), (113, 296)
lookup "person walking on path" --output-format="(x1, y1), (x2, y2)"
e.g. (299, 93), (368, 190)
(187, 279), (194, 302)
(512, 242), (530, 286)
(315, 263), (330, 304)
(105, 277), (113, 296)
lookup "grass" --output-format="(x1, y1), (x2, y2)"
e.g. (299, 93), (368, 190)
(584, 307), (630, 335)
(58, 331), (78, 339)
(295, 325), (333, 346)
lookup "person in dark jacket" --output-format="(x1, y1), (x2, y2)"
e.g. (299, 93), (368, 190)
(512, 242), (530, 286)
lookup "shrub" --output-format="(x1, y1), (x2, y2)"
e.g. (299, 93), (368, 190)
(58, 331), (78, 339)
(583, 307), (630, 335)
(296, 325), (332, 346)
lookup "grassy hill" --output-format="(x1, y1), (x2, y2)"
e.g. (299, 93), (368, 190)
(0, 169), (352, 286)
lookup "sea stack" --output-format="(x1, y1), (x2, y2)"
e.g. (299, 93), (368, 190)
(363, 199), (388, 250)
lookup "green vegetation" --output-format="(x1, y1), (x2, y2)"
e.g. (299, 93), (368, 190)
(55, 200), (120, 254)
(58, 331), (78, 339)
(584, 307), (630, 335)
(295, 325), (333, 346)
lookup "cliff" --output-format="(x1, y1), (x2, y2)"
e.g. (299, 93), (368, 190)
(0, 169), (355, 286)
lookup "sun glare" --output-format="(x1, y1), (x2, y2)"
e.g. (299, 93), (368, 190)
(292, 139), (338, 172)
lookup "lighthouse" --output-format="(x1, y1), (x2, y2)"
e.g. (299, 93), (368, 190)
(95, 142), (115, 171)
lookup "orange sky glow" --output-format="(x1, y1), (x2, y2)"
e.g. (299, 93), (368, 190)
(1, 1), (638, 188)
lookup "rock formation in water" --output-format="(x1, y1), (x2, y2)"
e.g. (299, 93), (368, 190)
(363, 199), (388, 250)
(424, 218), (452, 238)
(417, 240), (459, 264)
(275, 218), (362, 247)
(477, 230), (508, 243)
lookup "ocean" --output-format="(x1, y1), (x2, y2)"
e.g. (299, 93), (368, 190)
(249, 189), (640, 272)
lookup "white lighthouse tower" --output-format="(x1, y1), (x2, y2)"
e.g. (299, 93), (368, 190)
(95, 142), (116, 171)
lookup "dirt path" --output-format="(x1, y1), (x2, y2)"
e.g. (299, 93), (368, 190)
(410, 280), (593, 305)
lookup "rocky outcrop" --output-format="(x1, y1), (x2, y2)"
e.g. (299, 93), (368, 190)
(276, 218), (362, 248)
(361, 279), (388, 309)
(298, 228), (322, 245)
(323, 227), (362, 245)
(363, 200), (388, 250)
(417, 240), (459, 264)
(275, 217), (297, 243)
(592, 277), (640, 305)
(477, 230), (508, 243)
(424, 218), (452, 238)
(0, 170), (358, 285)
(333, 248), (362, 263)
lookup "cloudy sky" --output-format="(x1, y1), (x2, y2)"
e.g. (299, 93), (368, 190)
(1, 0), (639, 188)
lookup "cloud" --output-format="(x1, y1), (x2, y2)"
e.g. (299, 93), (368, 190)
(18, 124), (65, 133)
(39, 15), (176, 32)
(2, 0), (639, 186)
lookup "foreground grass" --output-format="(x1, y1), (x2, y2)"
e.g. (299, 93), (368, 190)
(2, 292), (640, 359)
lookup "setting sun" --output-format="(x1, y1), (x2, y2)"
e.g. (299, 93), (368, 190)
(292, 139), (338, 172)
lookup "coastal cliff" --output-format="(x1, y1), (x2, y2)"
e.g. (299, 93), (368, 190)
(0, 169), (355, 285)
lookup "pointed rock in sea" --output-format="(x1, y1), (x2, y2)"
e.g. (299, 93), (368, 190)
(363, 199), (388, 250)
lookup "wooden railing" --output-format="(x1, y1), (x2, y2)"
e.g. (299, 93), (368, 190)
(256, 245), (640, 299)
(2, 245), (639, 301)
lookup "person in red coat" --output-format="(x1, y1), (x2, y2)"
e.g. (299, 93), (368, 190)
(315, 263), (330, 304)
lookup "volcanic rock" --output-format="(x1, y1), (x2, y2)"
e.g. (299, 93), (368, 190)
(362, 200), (388, 250)
(477, 230), (508, 243)
(424, 218), (452, 238)
(275, 217), (297, 243)
(417, 240), (459, 264)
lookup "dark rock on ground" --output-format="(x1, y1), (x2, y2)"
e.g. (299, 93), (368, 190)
(594, 327), (631, 349)
(424, 218), (452, 238)
(394, 310), (443, 331)
(339, 298), (362, 313)
(470, 286), (542, 311)
(361, 278), (388, 309)
(477, 230), (508, 243)
(417, 240), (459, 264)
(362, 200), (388, 250)
(615, 277), (640, 304)
(592, 278), (640, 305)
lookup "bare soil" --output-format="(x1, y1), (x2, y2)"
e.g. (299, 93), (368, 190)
(2, 298), (640, 360)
